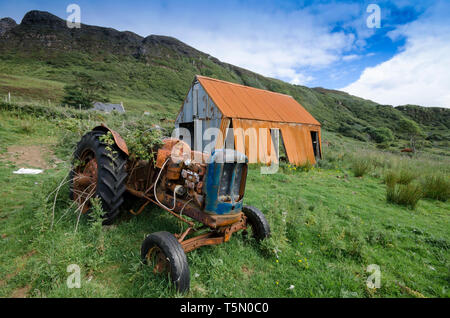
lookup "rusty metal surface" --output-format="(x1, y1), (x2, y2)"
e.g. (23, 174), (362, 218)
(146, 246), (169, 274)
(214, 118), (230, 149)
(156, 139), (191, 168)
(181, 233), (224, 253)
(160, 193), (243, 228)
(94, 124), (129, 156)
(73, 151), (98, 214)
(126, 159), (155, 193)
(180, 214), (246, 253)
(196, 75), (321, 125)
(232, 118), (319, 165)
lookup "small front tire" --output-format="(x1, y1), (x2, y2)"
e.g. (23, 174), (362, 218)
(242, 205), (271, 241)
(141, 231), (190, 293)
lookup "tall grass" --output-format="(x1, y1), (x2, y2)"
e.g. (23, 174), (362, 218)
(19, 120), (35, 134)
(351, 157), (373, 177)
(421, 175), (450, 202)
(386, 183), (423, 209)
(384, 169), (417, 186)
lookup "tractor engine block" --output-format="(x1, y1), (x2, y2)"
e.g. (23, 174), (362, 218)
(154, 139), (208, 209)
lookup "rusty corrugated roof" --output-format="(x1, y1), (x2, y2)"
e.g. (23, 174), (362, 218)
(196, 75), (320, 125)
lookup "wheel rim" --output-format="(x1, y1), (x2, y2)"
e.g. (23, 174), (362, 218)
(146, 247), (169, 274)
(72, 150), (98, 214)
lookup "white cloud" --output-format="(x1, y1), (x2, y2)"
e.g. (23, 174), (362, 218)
(342, 1), (450, 108)
(342, 54), (361, 61)
(169, 6), (357, 85)
(107, 1), (360, 85)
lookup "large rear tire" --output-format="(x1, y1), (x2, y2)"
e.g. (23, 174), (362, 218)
(70, 130), (127, 225)
(141, 231), (190, 293)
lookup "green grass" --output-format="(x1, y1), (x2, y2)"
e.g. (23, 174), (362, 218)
(384, 169), (418, 186)
(421, 175), (450, 202)
(386, 183), (423, 209)
(350, 157), (373, 177)
(0, 109), (449, 298)
(1, 48), (449, 155)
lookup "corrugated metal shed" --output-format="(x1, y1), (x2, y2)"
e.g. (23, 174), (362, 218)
(176, 76), (322, 166)
(197, 75), (320, 125)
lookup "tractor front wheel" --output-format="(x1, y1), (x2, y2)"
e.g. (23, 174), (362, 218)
(242, 205), (271, 241)
(141, 231), (190, 293)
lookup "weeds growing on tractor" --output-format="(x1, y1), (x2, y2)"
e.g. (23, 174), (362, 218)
(70, 125), (270, 292)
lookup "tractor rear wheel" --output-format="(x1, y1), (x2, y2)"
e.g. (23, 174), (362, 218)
(70, 130), (127, 225)
(141, 231), (190, 293)
(242, 205), (271, 241)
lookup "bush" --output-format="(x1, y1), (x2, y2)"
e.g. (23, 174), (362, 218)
(351, 157), (373, 177)
(366, 127), (394, 143)
(61, 72), (110, 109)
(19, 120), (34, 134)
(387, 183), (422, 209)
(384, 169), (417, 186)
(384, 170), (398, 187)
(338, 123), (367, 142)
(421, 175), (450, 201)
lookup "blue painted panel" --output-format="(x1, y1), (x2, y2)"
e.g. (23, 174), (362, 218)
(204, 149), (248, 215)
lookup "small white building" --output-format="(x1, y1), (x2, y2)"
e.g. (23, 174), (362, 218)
(93, 102), (125, 113)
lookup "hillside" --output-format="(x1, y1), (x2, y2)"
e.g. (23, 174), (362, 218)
(0, 10), (449, 150)
(0, 10), (449, 299)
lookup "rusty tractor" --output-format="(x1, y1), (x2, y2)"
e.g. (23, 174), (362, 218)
(70, 124), (270, 293)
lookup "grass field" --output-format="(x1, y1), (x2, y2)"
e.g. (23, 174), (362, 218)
(0, 106), (448, 298)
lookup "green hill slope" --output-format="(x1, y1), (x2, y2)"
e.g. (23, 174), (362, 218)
(0, 10), (448, 149)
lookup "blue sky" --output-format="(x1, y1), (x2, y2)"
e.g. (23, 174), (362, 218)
(1, 0), (449, 107)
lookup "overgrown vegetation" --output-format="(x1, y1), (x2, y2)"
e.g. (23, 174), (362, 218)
(386, 183), (423, 210)
(421, 175), (450, 202)
(351, 157), (373, 177)
(1, 11), (449, 298)
(61, 72), (110, 109)
(1, 108), (448, 298)
(1, 28), (449, 154)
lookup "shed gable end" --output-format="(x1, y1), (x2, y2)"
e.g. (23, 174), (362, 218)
(176, 81), (223, 124)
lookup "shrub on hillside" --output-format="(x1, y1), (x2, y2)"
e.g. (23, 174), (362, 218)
(421, 175), (450, 202)
(387, 182), (422, 209)
(19, 120), (34, 134)
(338, 123), (368, 142)
(384, 169), (417, 186)
(351, 157), (373, 177)
(366, 126), (394, 144)
(397, 169), (418, 185)
(61, 72), (110, 109)
(384, 170), (398, 187)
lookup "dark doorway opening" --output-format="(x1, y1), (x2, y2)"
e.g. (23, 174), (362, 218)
(310, 131), (321, 159)
(178, 122), (194, 148)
